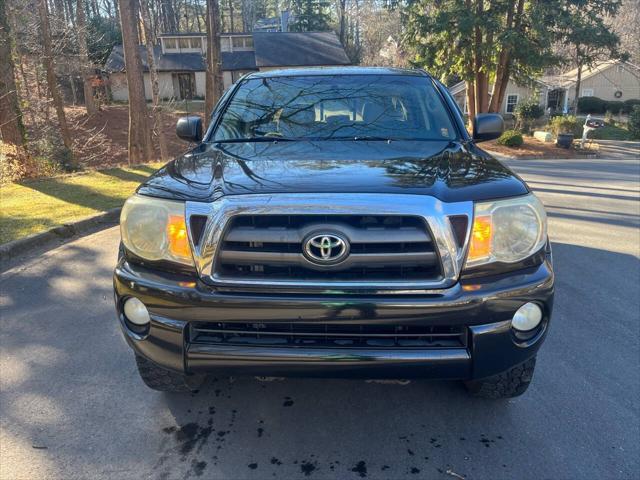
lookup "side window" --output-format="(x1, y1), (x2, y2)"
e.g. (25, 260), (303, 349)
(204, 86), (237, 140)
(581, 88), (594, 97)
(506, 94), (519, 113)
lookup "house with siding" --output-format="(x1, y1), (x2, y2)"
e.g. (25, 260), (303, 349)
(449, 78), (551, 115)
(542, 61), (640, 111)
(448, 60), (640, 115)
(105, 31), (350, 102)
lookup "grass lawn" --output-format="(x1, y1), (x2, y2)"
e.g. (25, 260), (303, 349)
(0, 162), (164, 244)
(589, 123), (635, 141)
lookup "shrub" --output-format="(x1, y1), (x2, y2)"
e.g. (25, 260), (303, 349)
(496, 130), (524, 147)
(606, 101), (624, 114)
(577, 96), (607, 114)
(629, 106), (640, 139)
(549, 115), (582, 137)
(515, 99), (544, 133)
(623, 99), (640, 114)
(515, 99), (545, 121)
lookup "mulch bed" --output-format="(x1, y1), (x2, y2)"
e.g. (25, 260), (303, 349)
(483, 136), (597, 158)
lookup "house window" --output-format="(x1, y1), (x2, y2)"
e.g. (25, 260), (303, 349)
(231, 36), (253, 50)
(506, 94), (519, 113)
(163, 38), (177, 50)
(220, 36), (231, 52)
(581, 88), (594, 97)
(178, 38), (191, 49)
(189, 38), (202, 50)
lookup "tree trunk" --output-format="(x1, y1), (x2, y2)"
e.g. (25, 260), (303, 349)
(65, 0), (76, 27)
(489, 0), (525, 113)
(69, 74), (78, 104)
(241, 0), (253, 32)
(38, 0), (76, 166)
(489, 10), (514, 112)
(205, 0), (223, 124)
(140, 0), (169, 161)
(117, 0), (154, 164)
(113, 0), (120, 23)
(572, 57), (582, 113)
(0, 3), (25, 146)
(162, 0), (177, 32)
(473, 0), (489, 114)
(338, 0), (346, 45)
(77, 0), (97, 115)
(490, 48), (511, 113)
(466, 79), (476, 127)
(53, 0), (66, 25)
(228, 0), (234, 31)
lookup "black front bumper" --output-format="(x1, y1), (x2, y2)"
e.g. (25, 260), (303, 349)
(113, 256), (554, 380)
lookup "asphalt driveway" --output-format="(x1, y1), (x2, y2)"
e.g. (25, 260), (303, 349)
(1, 155), (639, 479)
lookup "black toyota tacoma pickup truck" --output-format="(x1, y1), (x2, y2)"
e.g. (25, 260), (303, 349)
(114, 67), (554, 398)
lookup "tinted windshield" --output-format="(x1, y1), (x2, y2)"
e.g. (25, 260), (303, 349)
(212, 75), (458, 142)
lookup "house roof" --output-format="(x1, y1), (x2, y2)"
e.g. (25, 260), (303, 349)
(449, 81), (466, 95)
(448, 77), (552, 95)
(104, 45), (256, 72)
(105, 31), (350, 73)
(542, 60), (640, 88)
(252, 32), (350, 67)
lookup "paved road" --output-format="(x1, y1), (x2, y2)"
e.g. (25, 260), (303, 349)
(1, 155), (639, 480)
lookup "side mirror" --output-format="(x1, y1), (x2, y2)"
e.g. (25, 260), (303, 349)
(473, 113), (504, 142)
(176, 116), (203, 143)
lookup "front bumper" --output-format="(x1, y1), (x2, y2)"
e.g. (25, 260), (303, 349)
(113, 256), (554, 380)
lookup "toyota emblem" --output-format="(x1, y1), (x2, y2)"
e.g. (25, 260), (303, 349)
(303, 233), (350, 265)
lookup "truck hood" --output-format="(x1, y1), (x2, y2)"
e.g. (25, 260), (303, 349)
(137, 140), (528, 203)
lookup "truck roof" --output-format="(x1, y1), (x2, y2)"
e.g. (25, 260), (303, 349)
(244, 66), (430, 79)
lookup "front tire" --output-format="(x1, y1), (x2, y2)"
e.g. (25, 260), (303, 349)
(135, 354), (205, 392)
(464, 357), (536, 399)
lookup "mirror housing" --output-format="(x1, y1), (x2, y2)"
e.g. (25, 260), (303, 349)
(176, 116), (203, 143)
(472, 114), (504, 142)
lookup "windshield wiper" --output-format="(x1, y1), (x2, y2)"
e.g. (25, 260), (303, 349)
(214, 137), (297, 143)
(326, 135), (396, 142)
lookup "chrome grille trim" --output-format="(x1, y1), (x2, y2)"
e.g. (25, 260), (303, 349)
(186, 194), (473, 291)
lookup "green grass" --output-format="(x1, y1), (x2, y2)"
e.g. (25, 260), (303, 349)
(0, 162), (164, 244)
(589, 123), (635, 140)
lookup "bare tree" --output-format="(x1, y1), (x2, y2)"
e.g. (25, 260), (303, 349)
(240, 0), (254, 32)
(140, 0), (169, 160)
(0, 0), (25, 146)
(38, 0), (76, 167)
(205, 0), (223, 123)
(117, 0), (154, 164)
(161, 0), (177, 31)
(76, 0), (97, 115)
(227, 0), (234, 31)
(336, 0), (346, 45)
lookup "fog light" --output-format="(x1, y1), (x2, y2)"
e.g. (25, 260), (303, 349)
(123, 297), (150, 326)
(512, 302), (543, 332)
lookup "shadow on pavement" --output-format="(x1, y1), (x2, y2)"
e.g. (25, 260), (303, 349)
(1, 241), (638, 479)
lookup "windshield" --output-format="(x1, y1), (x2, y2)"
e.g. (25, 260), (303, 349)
(212, 74), (458, 142)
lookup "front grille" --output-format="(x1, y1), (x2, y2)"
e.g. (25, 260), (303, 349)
(190, 322), (467, 349)
(213, 215), (442, 283)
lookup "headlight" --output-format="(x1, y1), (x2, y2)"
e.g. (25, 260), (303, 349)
(120, 195), (194, 266)
(465, 194), (547, 268)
